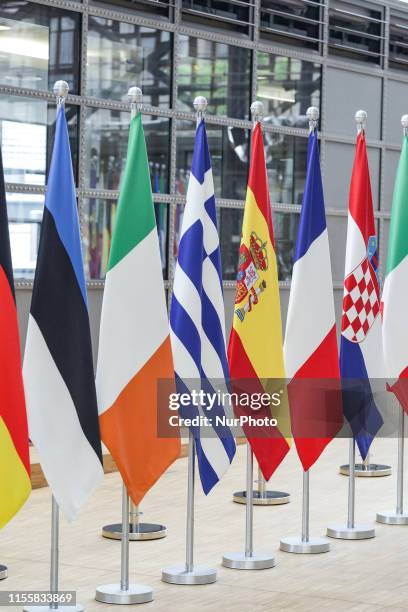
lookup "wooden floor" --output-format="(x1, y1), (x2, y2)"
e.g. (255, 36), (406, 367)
(1, 438), (407, 612)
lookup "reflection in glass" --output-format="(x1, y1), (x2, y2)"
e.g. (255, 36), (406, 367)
(85, 109), (170, 191)
(177, 36), (251, 119)
(176, 120), (248, 200)
(257, 53), (321, 129)
(0, 2), (80, 92)
(265, 133), (308, 206)
(87, 16), (171, 105)
(7, 192), (43, 280)
(260, 0), (323, 50)
(0, 95), (78, 185)
(219, 208), (299, 281)
(84, 197), (168, 281)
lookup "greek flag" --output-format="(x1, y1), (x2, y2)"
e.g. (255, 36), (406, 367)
(170, 118), (236, 494)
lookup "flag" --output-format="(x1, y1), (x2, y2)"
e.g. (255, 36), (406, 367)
(96, 112), (180, 505)
(340, 130), (384, 458)
(23, 106), (103, 520)
(228, 122), (291, 481)
(382, 132), (408, 411)
(284, 127), (342, 471)
(170, 118), (235, 494)
(0, 148), (31, 528)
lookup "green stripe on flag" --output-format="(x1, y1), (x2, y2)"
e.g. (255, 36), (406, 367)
(108, 113), (156, 271)
(386, 136), (408, 276)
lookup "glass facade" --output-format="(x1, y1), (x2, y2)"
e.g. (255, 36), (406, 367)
(0, 0), (400, 293)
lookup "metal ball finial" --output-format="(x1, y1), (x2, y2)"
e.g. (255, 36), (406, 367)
(53, 80), (69, 98)
(306, 107), (319, 122)
(401, 114), (408, 129)
(128, 86), (143, 104)
(250, 101), (264, 119)
(193, 96), (208, 113)
(355, 109), (367, 125)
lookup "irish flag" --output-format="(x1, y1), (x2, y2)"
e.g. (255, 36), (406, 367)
(382, 131), (408, 411)
(96, 112), (180, 505)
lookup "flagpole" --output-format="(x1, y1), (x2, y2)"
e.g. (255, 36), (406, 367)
(24, 82), (87, 612)
(162, 96), (217, 586)
(377, 405), (408, 524)
(280, 107), (331, 555)
(162, 430), (216, 584)
(232, 462), (290, 506)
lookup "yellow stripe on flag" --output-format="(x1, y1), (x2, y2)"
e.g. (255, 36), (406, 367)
(0, 417), (31, 528)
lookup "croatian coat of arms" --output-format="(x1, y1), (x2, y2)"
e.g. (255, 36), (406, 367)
(234, 231), (268, 322)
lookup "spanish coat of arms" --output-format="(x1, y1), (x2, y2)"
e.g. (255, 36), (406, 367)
(234, 231), (268, 322)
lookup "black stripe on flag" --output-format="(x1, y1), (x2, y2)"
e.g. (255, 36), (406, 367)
(30, 207), (103, 464)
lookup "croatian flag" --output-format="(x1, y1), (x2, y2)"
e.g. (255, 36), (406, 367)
(23, 106), (104, 520)
(340, 130), (384, 458)
(284, 127), (343, 471)
(170, 118), (236, 494)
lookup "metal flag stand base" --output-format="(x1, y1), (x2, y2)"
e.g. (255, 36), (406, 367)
(377, 410), (408, 525)
(339, 460), (392, 478)
(280, 470), (331, 554)
(327, 439), (375, 540)
(102, 501), (166, 540)
(233, 466), (290, 505)
(23, 496), (85, 612)
(223, 442), (275, 570)
(161, 432), (217, 585)
(95, 484), (153, 604)
(0, 565), (7, 580)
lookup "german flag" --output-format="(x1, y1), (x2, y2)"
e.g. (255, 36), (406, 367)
(228, 122), (291, 480)
(0, 148), (31, 528)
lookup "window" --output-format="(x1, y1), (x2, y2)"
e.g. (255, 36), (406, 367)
(7, 192), (44, 280)
(389, 14), (408, 71)
(260, 0), (324, 51)
(176, 120), (249, 200)
(87, 17), (172, 106)
(181, 0), (254, 36)
(329, 1), (384, 65)
(0, 95), (79, 186)
(264, 133), (308, 206)
(219, 208), (300, 281)
(177, 36), (251, 119)
(90, 0), (173, 20)
(0, 1), (80, 93)
(85, 109), (170, 191)
(257, 53), (321, 127)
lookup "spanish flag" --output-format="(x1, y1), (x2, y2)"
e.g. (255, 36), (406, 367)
(0, 148), (31, 527)
(228, 122), (291, 480)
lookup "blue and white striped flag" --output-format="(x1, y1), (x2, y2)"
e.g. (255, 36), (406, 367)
(170, 118), (236, 494)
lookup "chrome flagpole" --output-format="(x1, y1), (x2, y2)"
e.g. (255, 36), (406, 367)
(223, 443), (275, 569)
(162, 430), (216, 584)
(280, 107), (331, 556)
(232, 462), (290, 506)
(377, 406), (408, 524)
(96, 483), (153, 604)
(24, 496), (84, 612)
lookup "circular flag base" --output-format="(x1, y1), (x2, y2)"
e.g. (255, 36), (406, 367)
(327, 523), (375, 539)
(95, 583), (153, 605)
(23, 607), (84, 612)
(161, 565), (216, 585)
(232, 490), (290, 505)
(222, 552), (275, 570)
(339, 464), (392, 477)
(280, 536), (330, 554)
(0, 565), (7, 580)
(102, 522), (166, 540)
(376, 511), (408, 525)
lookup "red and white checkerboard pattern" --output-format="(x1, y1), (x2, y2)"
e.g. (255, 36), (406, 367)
(341, 258), (380, 343)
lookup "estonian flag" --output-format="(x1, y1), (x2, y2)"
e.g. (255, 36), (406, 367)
(23, 105), (103, 520)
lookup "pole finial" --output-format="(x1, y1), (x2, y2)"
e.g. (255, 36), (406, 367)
(193, 96), (207, 127)
(128, 86), (142, 118)
(306, 106), (319, 133)
(402, 114), (408, 136)
(53, 80), (69, 107)
(250, 101), (264, 126)
(355, 109), (367, 134)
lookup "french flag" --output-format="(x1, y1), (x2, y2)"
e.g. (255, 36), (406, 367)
(340, 130), (384, 458)
(284, 127), (343, 471)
